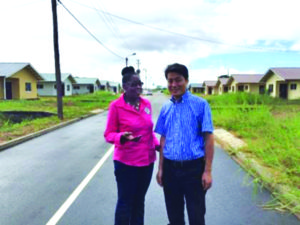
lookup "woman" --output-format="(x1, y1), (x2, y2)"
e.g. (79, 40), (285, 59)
(104, 66), (159, 225)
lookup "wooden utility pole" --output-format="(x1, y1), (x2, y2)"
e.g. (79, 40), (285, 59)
(51, 0), (63, 120)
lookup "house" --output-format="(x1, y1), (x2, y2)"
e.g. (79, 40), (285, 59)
(203, 81), (218, 95)
(227, 74), (265, 94)
(216, 77), (230, 95)
(189, 83), (205, 94)
(107, 81), (121, 94)
(0, 63), (43, 100)
(260, 67), (300, 100)
(38, 73), (76, 96)
(73, 77), (101, 95)
(100, 80), (121, 94)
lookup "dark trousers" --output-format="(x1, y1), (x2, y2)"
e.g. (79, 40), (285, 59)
(163, 157), (206, 225)
(114, 160), (154, 225)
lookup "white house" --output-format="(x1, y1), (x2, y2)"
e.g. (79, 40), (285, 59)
(38, 73), (76, 96)
(100, 80), (121, 94)
(73, 77), (101, 95)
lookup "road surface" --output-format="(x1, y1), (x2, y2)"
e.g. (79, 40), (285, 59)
(0, 93), (298, 225)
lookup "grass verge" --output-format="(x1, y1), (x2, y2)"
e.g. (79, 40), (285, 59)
(0, 91), (119, 142)
(204, 92), (300, 215)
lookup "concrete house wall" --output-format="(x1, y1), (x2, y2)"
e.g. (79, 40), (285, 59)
(265, 73), (283, 98)
(73, 84), (94, 95)
(38, 82), (57, 96)
(10, 68), (38, 99)
(63, 79), (73, 96)
(288, 81), (300, 100)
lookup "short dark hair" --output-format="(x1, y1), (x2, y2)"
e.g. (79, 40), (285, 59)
(164, 63), (189, 80)
(121, 66), (137, 84)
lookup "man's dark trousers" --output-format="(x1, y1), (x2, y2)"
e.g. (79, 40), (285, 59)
(163, 157), (206, 225)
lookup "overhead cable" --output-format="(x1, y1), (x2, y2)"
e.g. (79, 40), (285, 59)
(65, 0), (289, 52)
(58, 0), (124, 59)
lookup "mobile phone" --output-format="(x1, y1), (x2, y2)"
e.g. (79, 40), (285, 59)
(132, 135), (142, 142)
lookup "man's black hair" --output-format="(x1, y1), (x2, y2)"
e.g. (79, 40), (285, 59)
(164, 63), (189, 80)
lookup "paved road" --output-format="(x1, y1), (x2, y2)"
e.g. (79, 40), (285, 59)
(0, 93), (298, 225)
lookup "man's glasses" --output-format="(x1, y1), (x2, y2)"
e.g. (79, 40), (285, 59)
(128, 81), (144, 87)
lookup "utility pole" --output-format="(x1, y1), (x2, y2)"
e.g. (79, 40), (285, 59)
(51, 0), (63, 120)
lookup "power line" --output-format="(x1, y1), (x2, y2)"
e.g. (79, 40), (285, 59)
(58, 0), (123, 59)
(91, 1), (131, 50)
(64, 0), (290, 52)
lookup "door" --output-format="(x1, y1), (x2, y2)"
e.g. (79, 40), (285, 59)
(259, 85), (265, 94)
(208, 87), (212, 95)
(62, 84), (65, 96)
(88, 85), (94, 93)
(5, 82), (12, 99)
(238, 85), (244, 92)
(279, 83), (288, 99)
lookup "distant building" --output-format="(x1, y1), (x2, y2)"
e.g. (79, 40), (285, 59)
(38, 73), (76, 96)
(189, 83), (205, 94)
(216, 77), (230, 95)
(227, 74), (265, 94)
(0, 62), (43, 100)
(260, 68), (300, 100)
(73, 77), (101, 95)
(203, 80), (218, 95)
(100, 80), (121, 94)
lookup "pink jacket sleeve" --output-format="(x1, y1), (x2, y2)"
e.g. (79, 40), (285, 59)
(104, 103), (124, 146)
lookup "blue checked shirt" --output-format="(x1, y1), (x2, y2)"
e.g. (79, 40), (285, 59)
(155, 91), (214, 161)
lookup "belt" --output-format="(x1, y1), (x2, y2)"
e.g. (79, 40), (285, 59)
(164, 157), (204, 168)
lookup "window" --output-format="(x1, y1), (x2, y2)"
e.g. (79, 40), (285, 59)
(25, 83), (31, 91)
(268, 84), (274, 93)
(291, 83), (297, 90)
(54, 84), (57, 89)
(232, 86), (234, 92)
(67, 85), (70, 91)
(238, 85), (244, 92)
(37, 84), (44, 89)
(245, 85), (248, 90)
(229, 86), (231, 90)
(73, 85), (80, 90)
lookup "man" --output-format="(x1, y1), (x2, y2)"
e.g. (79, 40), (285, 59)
(155, 63), (214, 225)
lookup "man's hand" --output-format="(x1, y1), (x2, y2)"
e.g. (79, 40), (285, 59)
(202, 171), (212, 190)
(156, 169), (163, 187)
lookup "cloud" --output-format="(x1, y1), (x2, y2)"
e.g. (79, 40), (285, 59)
(1, 0), (300, 87)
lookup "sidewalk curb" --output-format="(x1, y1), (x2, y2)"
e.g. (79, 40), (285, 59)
(0, 109), (104, 152)
(214, 128), (300, 220)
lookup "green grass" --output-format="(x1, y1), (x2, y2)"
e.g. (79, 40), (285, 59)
(0, 91), (119, 142)
(203, 92), (300, 214)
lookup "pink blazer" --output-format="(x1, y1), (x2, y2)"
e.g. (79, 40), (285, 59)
(104, 94), (159, 166)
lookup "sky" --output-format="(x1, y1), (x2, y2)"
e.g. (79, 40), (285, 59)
(1, 0), (300, 88)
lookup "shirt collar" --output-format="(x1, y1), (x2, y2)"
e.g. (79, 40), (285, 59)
(170, 91), (190, 103)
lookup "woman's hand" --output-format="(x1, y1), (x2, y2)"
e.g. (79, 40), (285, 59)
(121, 132), (142, 144)
(123, 132), (134, 140)
(156, 169), (163, 187)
